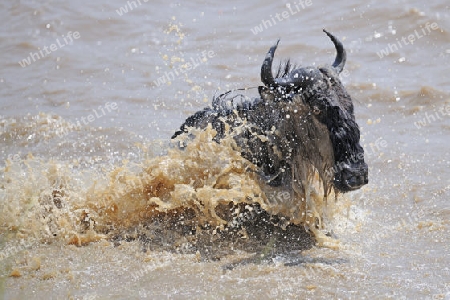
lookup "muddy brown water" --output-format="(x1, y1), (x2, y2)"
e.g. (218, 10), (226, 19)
(1, 0), (449, 299)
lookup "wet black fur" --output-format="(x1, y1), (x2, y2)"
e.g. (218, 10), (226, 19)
(172, 43), (367, 192)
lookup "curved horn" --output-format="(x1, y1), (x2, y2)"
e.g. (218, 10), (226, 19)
(323, 29), (346, 73)
(261, 39), (279, 87)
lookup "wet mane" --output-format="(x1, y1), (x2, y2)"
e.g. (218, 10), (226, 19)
(275, 59), (298, 78)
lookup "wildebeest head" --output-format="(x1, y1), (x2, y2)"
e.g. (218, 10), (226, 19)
(259, 29), (368, 193)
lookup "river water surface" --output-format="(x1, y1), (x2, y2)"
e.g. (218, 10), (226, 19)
(1, 0), (449, 299)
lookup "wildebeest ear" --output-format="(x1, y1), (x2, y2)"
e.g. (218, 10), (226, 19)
(258, 86), (276, 102)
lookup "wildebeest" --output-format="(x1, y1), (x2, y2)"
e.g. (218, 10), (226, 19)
(172, 30), (368, 241)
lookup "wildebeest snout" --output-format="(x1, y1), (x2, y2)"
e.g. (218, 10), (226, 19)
(334, 162), (368, 192)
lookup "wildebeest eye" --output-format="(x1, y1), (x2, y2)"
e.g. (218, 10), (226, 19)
(313, 106), (321, 115)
